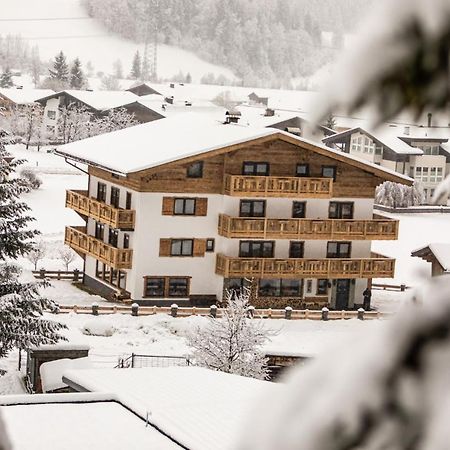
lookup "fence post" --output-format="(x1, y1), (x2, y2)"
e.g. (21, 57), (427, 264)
(73, 268), (80, 282)
(91, 302), (99, 316)
(400, 284), (406, 292)
(131, 303), (139, 317)
(210, 304), (217, 318)
(321, 307), (329, 321)
(357, 307), (365, 320)
(57, 270), (61, 280)
(247, 305), (255, 318)
(285, 306), (292, 320)
(39, 268), (45, 279)
(171, 304), (178, 318)
(131, 353), (135, 368)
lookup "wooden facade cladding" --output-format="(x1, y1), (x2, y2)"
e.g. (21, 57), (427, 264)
(218, 214), (399, 240)
(66, 190), (135, 230)
(215, 254), (395, 279)
(161, 197), (208, 216)
(65, 226), (133, 269)
(159, 238), (207, 257)
(223, 175), (333, 198)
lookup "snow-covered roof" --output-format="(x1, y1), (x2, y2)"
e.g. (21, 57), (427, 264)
(0, 393), (179, 449)
(412, 243), (450, 271)
(0, 88), (54, 105)
(237, 104), (303, 128)
(62, 366), (276, 450)
(37, 90), (139, 111)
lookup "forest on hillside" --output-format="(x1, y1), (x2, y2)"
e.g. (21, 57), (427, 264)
(83, 0), (373, 87)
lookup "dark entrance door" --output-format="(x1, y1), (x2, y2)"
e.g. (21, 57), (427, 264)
(335, 279), (350, 310)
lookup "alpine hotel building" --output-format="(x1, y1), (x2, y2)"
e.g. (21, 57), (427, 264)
(57, 114), (411, 310)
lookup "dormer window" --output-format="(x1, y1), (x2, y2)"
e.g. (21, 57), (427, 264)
(187, 161), (203, 178)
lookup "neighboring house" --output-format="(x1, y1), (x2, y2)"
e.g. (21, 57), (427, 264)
(126, 82), (162, 97)
(323, 125), (450, 203)
(248, 91), (269, 106)
(35, 90), (162, 137)
(56, 113), (410, 310)
(411, 243), (450, 277)
(0, 88), (54, 111)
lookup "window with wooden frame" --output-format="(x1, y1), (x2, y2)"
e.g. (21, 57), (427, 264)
(187, 161), (203, 178)
(292, 201), (306, 218)
(206, 239), (215, 252)
(296, 163), (310, 177)
(329, 202), (354, 219)
(97, 182), (107, 202)
(321, 165), (337, 181)
(143, 276), (190, 298)
(171, 239), (193, 256)
(162, 197), (208, 216)
(239, 241), (274, 258)
(239, 200), (266, 217)
(144, 277), (165, 297)
(258, 279), (302, 297)
(95, 222), (105, 240)
(160, 239), (207, 257)
(168, 278), (190, 297)
(123, 233), (130, 249)
(327, 241), (351, 258)
(110, 186), (120, 208)
(242, 161), (270, 176)
(317, 279), (329, 295)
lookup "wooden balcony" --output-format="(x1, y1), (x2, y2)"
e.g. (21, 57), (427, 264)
(215, 254), (395, 279)
(66, 190), (135, 230)
(218, 214), (399, 240)
(223, 175), (333, 198)
(65, 226), (133, 270)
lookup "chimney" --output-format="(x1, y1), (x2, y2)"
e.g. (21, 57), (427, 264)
(165, 96), (174, 105)
(224, 109), (241, 124)
(264, 108), (275, 117)
(404, 126), (410, 135)
(427, 112), (432, 127)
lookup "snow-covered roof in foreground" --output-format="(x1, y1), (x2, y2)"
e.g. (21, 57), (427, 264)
(63, 366), (276, 450)
(56, 112), (413, 184)
(412, 243), (450, 271)
(0, 393), (179, 449)
(0, 88), (54, 104)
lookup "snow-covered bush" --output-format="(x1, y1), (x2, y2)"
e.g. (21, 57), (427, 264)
(81, 319), (115, 337)
(187, 291), (269, 380)
(19, 169), (42, 190)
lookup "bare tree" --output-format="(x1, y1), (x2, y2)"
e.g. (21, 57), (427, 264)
(58, 246), (77, 271)
(26, 241), (46, 270)
(57, 102), (92, 143)
(22, 104), (44, 149)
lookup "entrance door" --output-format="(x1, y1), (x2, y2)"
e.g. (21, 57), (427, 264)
(335, 279), (350, 310)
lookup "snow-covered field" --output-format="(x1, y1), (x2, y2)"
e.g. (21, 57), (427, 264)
(2, 0), (236, 82)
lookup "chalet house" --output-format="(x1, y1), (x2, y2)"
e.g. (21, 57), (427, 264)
(35, 90), (164, 137)
(126, 82), (162, 97)
(56, 113), (411, 310)
(411, 243), (450, 277)
(323, 126), (450, 203)
(0, 88), (54, 111)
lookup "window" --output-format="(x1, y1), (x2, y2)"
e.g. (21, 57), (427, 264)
(239, 241), (274, 258)
(292, 201), (306, 218)
(108, 228), (119, 248)
(171, 239), (194, 256)
(95, 222), (104, 240)
(47, 110), (56, 120)
(322, 166), (337, 180)
(226, 278), (245, 295)
(289, 241), (304, 258)
(174, 198), (196, 215)
(187, 161), (203, 178)
(144, 277), (165, 297)
(97, 182), (107, 202)
(242, 162), (270, 176)
(327, 241), (351, 258)
(296, 164), (309, 177)
(206, 239), (215, 252)
(110, 186), (120, 208)
(329, 202), (354, 219)
(258, 279), (302, 297)
(306, 280), (312, 293)
(123, 233), (130, 249)
(126, 192), (132, 210)
(240, 200), (266, 217)
(168, 278), (189, 297)
(317, 279), (329, 295)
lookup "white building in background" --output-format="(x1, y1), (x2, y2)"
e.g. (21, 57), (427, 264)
(57, 113), (410, 310)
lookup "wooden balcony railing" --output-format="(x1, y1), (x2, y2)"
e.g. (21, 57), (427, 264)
(66, 190), (135, 230)
(223, 175), (333, 198)
(218, 214), (398, 240)
(215, 254), (395, 279)
(65, 226), (133, 270)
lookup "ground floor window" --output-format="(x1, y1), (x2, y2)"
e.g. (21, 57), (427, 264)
(317, 279), (329, 295)
(143, 276), (191, 298)
(95, 261), (126, 290)
(258, 279), (302, 297)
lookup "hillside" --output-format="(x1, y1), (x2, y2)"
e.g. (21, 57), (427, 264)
(0, 0), (236, 83)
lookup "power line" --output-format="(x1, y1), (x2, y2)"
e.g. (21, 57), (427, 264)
(0, 17), (92, 22)
(19, 34), (111, 40)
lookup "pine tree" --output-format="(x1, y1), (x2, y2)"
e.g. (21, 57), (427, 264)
(130, 51), (141, 80)
(324, 113), (337, 130)
(0, 68), (13, 88)
(49, 51), (69, 82)
(70, 57), (85, 89)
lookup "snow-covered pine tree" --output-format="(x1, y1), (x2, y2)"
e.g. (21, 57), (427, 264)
(187, 290), (269, 380)
(49, 51), (69, 82)
(69, 57), (85, 89)
(0, 69), (13, 88)
(130, 51), (141, 80)
(324, 113), (336, 130)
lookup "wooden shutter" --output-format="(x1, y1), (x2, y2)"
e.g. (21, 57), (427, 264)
(159, 239), (172, 256)
(195, 198), (208, 216)
(162, 197), (175, 215)
(193, 239), (207, 257)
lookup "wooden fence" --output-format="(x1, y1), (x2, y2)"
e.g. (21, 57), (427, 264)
(51, 303), (389, 321)
(33, 269), (82, 281)
(371, 282), (410, 291)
